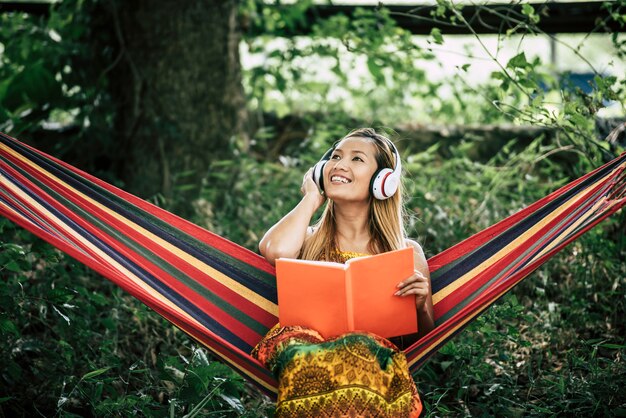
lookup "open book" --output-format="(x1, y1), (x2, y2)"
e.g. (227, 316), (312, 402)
(276, 247), (418, 339)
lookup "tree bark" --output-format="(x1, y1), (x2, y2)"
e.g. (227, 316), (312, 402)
(109, 0), (247, 215)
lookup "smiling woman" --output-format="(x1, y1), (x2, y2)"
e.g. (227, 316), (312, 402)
(255, 128), (434, 417)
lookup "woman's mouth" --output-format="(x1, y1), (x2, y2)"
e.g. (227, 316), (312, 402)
(330, 175), (352, 184)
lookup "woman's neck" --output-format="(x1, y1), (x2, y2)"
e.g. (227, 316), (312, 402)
(333, 200), (371, 252)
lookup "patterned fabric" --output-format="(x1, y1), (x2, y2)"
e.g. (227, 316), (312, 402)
(252, 250), (422, 417)
(252, 325), (422, 418)
(328, 248), (369, 263)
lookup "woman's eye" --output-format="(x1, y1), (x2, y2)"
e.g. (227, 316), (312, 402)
(353, 157), (363, 162)
(331, 154), (340, 160)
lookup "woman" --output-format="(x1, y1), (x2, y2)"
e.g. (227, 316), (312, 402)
(253, 128), (434, 417)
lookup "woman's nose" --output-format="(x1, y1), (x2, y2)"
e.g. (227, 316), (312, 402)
(332, 159), (348, 171)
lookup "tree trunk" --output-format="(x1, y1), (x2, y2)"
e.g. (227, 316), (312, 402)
(109, 0), (247, 215)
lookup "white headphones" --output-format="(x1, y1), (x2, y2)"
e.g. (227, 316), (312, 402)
(311, 138), (402, 200)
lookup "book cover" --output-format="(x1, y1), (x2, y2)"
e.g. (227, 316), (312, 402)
(276, 247), (418, 339)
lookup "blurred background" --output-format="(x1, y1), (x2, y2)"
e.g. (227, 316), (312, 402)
(0, 0), (624, 416)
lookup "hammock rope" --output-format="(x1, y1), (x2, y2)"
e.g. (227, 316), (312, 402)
(0, 132), (624, 397)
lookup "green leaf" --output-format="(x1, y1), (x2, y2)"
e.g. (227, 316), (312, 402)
(2, 259), (19, 272)
(567, 112), (588, 127)
(0, 76), (13, 105)
(0, 318), (20, 337)
(94, 381), (104, 401)
(519, 77), (536, 89)
(507, 52), (528, 69)
(521, 4), (540, 24)
(218, 394), (244, 413)
(366, 57), (384, 83)
(82, 367), (111, 380)
(430, 27), (444, 45)
(440, 360), (453, 371)
(175, 184), (198, 192)
(598, 343), (625, 349)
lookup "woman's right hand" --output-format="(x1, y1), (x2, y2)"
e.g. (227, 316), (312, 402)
(301, 168), (326, 209)
(259, 167), (326, 263)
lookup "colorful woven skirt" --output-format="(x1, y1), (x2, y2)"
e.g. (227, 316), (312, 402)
(252, 325), (423, 417)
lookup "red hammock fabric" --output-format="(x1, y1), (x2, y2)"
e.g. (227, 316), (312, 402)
(0, 132), (624, 396)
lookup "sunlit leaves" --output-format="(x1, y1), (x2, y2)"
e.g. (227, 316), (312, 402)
(242, 4), (431, 122)
(521, 4), (540, 25)
(430, 27), (444, 45)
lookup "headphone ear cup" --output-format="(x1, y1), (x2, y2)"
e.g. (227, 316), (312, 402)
(312, 161), (327, 192)
(371, 140), (402, 200)
(383, 170), (401, 198)
(370, 168), (394, 200)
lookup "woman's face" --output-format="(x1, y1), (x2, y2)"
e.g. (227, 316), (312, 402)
(323, 136), (379, 202)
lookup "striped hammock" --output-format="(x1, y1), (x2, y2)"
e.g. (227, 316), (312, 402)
(0, 132), (624, 397)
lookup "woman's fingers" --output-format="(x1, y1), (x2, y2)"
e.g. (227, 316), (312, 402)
(301, 168), (321, 195)
(303, 168), (313, 182)
(301, 169), (310, 192)
(396, 286), (429, 296)
(395, 283), (429, 297)
(395, 271), (430, 297)
(396, 270), (427, 288)
(393, 271), (431, 310)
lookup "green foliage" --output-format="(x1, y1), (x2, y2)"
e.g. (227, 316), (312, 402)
(242, 3), (435, 122)
(0, 13), (64, 131)
(0, 1), (119, 183)
(0, 219), (273, 416)
(243, 0), (625, 131)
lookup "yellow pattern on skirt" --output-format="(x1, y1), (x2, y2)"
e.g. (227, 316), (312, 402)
(252, 325), (422, 417)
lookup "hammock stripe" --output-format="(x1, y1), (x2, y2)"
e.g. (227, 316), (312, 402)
(0, 135), (280, 393)
(1, 131), (624, 397)
(436, 177), (611, 316)
(405, 152), (625, 370)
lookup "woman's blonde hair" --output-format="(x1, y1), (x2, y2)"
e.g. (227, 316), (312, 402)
(300, 128), (406, 261)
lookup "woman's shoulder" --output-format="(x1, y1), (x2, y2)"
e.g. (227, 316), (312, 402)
(404, 238), (424, 255)
(405, 238), (430, 274)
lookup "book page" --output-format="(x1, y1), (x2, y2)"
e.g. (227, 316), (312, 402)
(348, 247), (417, 338)
(276, 259), (349, 337)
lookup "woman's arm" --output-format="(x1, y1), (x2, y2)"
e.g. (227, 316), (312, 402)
(259, 168), (325, 265)
(396, 239), (435, 339)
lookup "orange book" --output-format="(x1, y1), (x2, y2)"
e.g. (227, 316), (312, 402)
(276, 247), (417, 339)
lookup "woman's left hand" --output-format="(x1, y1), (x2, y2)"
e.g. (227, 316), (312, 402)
(395, 270), (431, 311)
